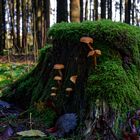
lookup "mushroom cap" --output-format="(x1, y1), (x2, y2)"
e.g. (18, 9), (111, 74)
(87, 50), (95, 57)
(50, 93), (56, 96)
(54, 76), (62, 81)
(70, 75), (78, 84)
(65, 88), (73, 92)
(53, 64), (64, 70)
(51, 87), (57, 90)
(95, 50), (101, 55)
(87, 50), (101, 57)
(80, 37), (93, 44)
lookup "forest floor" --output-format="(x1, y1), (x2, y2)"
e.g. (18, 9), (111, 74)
(0, 55), (65, 140)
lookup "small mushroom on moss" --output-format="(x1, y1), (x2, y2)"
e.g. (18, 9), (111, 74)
(70, 75), (78, 84)
(53, 64), (64, 76)
(87, 50), (101, 67)
(54, 76), (62, 86)
(65, 88), (73, 96)
(80, 37), (93, 50)
(50, 93), (57, 97)
(51, 87), (57, 92)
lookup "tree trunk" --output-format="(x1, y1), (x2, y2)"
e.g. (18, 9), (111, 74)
(108, 0), (112, 19)
(125, 0), (131, 24)
(57, 0), (68, 23)
(120, 0), (123, 22)
(70, 0), (80, 22)
(94, 0), (98, 20)
(0, 0), (5, 54)
(16, 0), (21, 53)
(85, 0), (88, 20)
(80, 0), (83, 21)
(22, 0), (27, 52)
(44, 0), (50, 43)
(132, 0), (135, 25)
(101, 0), (106, 19)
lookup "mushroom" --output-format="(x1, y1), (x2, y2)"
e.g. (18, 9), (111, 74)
(54, 76), (62, 86)
(50, 93), (57, 97)
(51, 87), (57, 92)
(65, 88), (73, 96)
(53, 64), (64, 76)
(70, 75), (78, 84)
(80, 37), (94, 50)
(87, 49), (101, 67)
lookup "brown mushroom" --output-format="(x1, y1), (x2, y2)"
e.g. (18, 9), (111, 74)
(51, 87), (57, 93)
(50, 93), (56, 97)
(65, 88), (73, 96)
(54, 76), (62, 86)
(87, 50), (101, 67)
(53, 64), (64, 76)
(80, 37), (94, 50)
(70, 75), (78, 84)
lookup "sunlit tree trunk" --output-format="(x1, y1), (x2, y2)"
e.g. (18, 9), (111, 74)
(57, 0), (68, 22)
(16, 0), (21, 53)
(70, 0), (80, 22)
(22, 0), (27, 53)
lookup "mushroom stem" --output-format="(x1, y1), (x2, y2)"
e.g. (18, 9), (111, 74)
(58, 70), (63, 77)
(87, 43), (93, 50)
(94, 56), (97, 68)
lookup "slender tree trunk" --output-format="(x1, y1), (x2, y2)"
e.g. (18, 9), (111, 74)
(85, 0), (88, 20)
(80, 0), (83, 21)
(57, 0), (68, 23)
(120, 0), (123, 22)
(70, 0), (80, 22)
(89, 0), (92, 20)
(125, 0), (131, 24)
(16, 0), (21, 53)
(94, 0), (98, 20)
(101, 0), (106, 19)
(11, 0), (16, 53)
(22, 0), (27, 53)
(44, 0), (50, 43)
(35, 0), (42, 49)
(132, 0), (135, 25)
(108, 0), (112, 19)
(0, 0), (5, 54)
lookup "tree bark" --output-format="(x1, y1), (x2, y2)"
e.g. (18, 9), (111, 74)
(120, 0), (123, 22)
(94, 0), (98, 20)
(101, 0), (106, 19)
(80, 0), (83, 21)
(0, 0), (5, 54)
(125, 0), (131, 24)
(70, 0), (80, 22)
(16, 0), (21, 53)
(57, 0), (68, 23)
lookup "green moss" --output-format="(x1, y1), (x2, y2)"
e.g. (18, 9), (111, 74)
(48, 20), (140, 67)
(86, 60), (140, 113)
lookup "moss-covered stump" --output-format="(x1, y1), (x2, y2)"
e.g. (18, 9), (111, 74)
(1, 20), (140, 137)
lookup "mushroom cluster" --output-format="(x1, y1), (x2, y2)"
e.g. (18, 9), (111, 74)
(80, 37), (101, 67)
(50, 64), (65, 97)
(50, 87), (57, 97)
